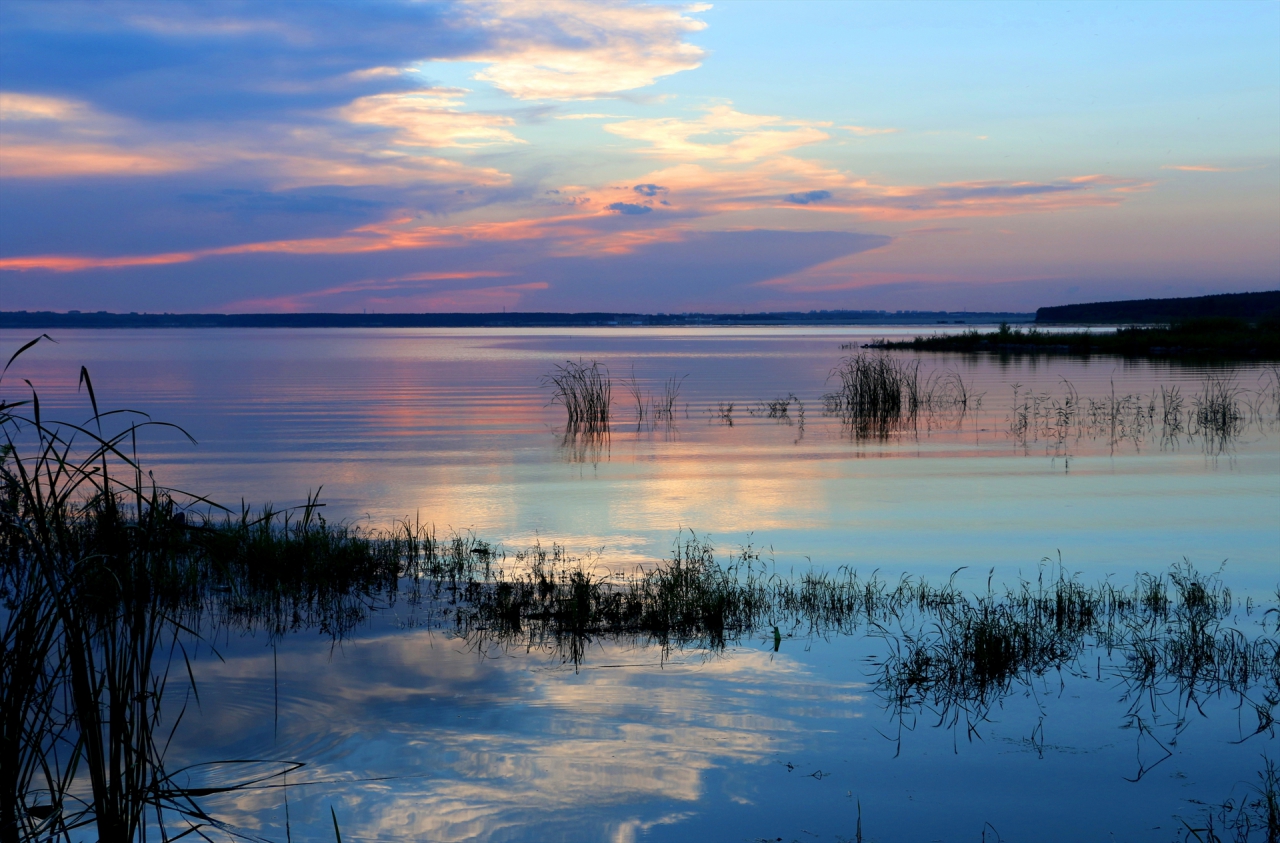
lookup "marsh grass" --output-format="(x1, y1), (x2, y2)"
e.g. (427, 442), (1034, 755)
(541, 360), (611, 431)
(1182, 756), (1280, 843)
(821, 354), (980, 439)
(823, 354), (921, 438)
(623, 368), (686, 430)
(1003, 372), (1274, 458)
(0, 341), (401, 841)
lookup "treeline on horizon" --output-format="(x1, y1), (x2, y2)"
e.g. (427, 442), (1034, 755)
(0, 309), (1031, 329)
(3, 291), (1277, 330)
(1035, 289), (1280, 323)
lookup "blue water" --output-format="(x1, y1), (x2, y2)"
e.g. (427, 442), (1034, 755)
(3, 327), (1277, 841)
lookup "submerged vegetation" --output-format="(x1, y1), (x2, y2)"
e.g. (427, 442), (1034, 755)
(871, 317), (1280, 359)
(4, 341), (1278, 841)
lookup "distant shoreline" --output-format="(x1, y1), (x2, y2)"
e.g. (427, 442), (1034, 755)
(0, 310), (1034, 330)
(872, 319), (1280, 360)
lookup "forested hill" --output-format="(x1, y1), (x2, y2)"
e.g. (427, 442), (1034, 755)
(1036, 290), (1280, 324)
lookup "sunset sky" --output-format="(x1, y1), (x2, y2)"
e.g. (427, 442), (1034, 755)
(1, 0), (1276, 314)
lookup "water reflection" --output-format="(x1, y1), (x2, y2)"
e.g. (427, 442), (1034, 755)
(2, 329), (1275, 586)
(3, 328), (1278, 841)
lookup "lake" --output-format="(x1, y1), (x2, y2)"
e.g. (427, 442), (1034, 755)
(3, 327), (1277, 842)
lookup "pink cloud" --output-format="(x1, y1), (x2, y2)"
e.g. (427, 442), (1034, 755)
(1160, 164), (1250, 173)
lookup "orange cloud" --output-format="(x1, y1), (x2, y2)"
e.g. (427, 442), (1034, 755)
(0, 143), (194, 178)
(0, 207), (682, 273)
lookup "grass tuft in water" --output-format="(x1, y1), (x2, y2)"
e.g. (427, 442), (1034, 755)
(542, 359), (612, 431)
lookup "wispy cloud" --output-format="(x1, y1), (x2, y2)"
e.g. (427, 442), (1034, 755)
(454, 0), (709, 100)
(1, 92), (89, 121)
(340, 89), (524, 148)
(604, 104), (830, 161)
(841, 125), (900, 136)
(0, 88), (513, 188)
(0, 92), (201, 177)
(587, 157), (1149, 222)
(224, 270), (528, 312)
(1160, 164), (1250, 172)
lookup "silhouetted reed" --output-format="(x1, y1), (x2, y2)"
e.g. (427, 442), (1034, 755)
(541, 359), (611, 431)
(623, 368), (685, 430)
(823, 353), (922, 438)
(1004, 371), (1273, 458)
(820, 355), (979, 440)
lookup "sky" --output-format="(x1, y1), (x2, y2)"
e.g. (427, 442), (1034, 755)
(1, 0), (1277, 314)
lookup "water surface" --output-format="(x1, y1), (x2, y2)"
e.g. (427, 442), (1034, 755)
(3, 327), (1276, 841)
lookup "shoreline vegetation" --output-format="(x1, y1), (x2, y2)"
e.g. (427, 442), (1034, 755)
(3, 340), (1279, 841)
(870, 317), (1280, 360)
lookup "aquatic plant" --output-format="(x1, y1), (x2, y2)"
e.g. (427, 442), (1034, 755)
(623, 367), (685, 430)
(823, 353), (922, 438)
(541, 359), (611, 431)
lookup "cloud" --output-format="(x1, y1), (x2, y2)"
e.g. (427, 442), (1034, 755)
(632, 184), (667, 197)
(604, 105), (830, 162)
(0, 207), (689, 274)
(842, 125), (899, 136)
(346, 66), (411, 81)
(0, 91), (202, 177)
(554, 113), (625, 120)
(0, 143), (195, 178)
(1160, 164), (1249, 173)
(598, 157), (1147, 222)
(339, 88), (524, 148)
(0, 87), (514, 188)
(605, 202), (652, 215)
(0, 91), (88, 121)
(784, 189), (831, 205)
(224, 271), (546, 313)
(455, 0), (709, 100)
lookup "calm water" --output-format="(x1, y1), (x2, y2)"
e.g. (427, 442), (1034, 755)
(4, 327), (1278, 841)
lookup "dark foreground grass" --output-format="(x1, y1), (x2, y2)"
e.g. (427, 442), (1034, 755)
(4, 342), (1278, 842)
(872, 317), (1280, 360)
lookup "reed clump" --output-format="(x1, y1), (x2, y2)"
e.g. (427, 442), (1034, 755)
(542, 360), (611, 431)
(823, 353), (922, 438)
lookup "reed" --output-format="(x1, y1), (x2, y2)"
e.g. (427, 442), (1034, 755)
(541, 360), (611, 431)
(622, 368), (685, 429)
(823, 353), (922, 438)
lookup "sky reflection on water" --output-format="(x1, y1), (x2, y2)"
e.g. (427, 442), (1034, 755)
(3, 327), (1275, 592)
(173, 609), (1270, 843)
(2, 327), (1277, 841)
